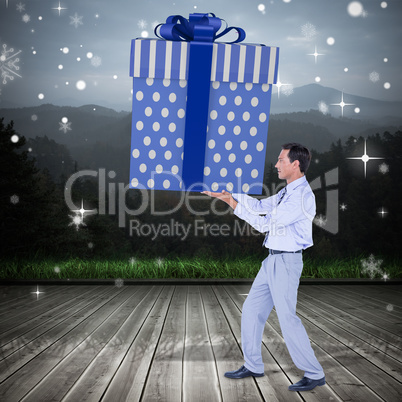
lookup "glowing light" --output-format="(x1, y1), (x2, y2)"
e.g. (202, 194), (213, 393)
(347, 2), (364, 17)
(307, 45), (324, 64)
(384, 82), (391, 89)
(76, 80), (86, 90)
(330, 91), (354, 117)
(346, 139), (384, 178)
(52, 1), (67, 16)
(38, 93), (44, 99)
(327, 37), (335, 45)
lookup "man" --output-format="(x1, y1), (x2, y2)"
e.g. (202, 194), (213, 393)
(201, 143), (325, 392)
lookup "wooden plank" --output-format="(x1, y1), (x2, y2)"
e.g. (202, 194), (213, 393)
(0, 286), (110, 359)
(297, 287), (402, 360)
(22, 286), (168, 402)
(0, 286), (133, 401)
(182, 286), (222, 402)
(201, 286), (264, 402)
(230, 284), (383, 402)
(220, 285), (341, 402)
(0, 285), (64, 307)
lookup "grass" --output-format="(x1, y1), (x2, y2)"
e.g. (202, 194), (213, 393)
(1, 255), (401, 280)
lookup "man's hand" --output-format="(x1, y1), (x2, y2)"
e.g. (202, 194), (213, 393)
(201, 190), (238, 210)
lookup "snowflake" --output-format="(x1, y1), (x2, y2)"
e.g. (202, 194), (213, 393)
(318, 101), (329, 114)
(69, 213), (86, 231)
(10, 194), (19, 204)
(0, 43), (22, 85)
(88, 242), (94, 249)
(22, 13), (30, 23)
(340, 203), (347, 211)
(369, 71), (379, 83)
(138, 19), (147, 29)
(314, 215), (327, 227)
(59, 121), (72, 133)
(90, 55), (102, 67)
(54, 266), (61, 273)
(115, 278), (124, 288)
(361, 254), (383, 279)
(378, 163), (389, 174)
(129, 257), (137, 266)
(301, 22), (316, 39)
(386, 304), (393, 312)
(70, 13), (83, 28)
(155, 257), (164, 267)
(16, 2), (25, 12)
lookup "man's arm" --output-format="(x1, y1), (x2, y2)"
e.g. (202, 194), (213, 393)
(201, 190), (238, 210)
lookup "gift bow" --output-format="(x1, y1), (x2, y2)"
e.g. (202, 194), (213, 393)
(155, 13), (246, 44)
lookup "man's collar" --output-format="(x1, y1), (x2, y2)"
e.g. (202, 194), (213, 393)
(286, 175), (307, 192)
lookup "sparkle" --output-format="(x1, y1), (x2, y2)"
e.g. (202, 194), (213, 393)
(129, 257), (137, 266)
(10, 194), (19, 204)
(52, 1), (67, 16)
(155, 257), (164, 267)
(378, 163), (389, 174)
(59, 120), (72, 133)
(70, 13), (83, 28)
(22, 13), (30, 23)
(274, 74), (292, 98)
(68, 199), (97, 230)
(0, 43), (22, 84)
(16, 2), (25, 12)
(346, 139), (384, 177)
(307, 45), (324, 64)
(31, 285), (44, 300)
(382, 273), (389, 282)
(361, 254), (383, 279)
(378, 207), (388, 218)
(331, 91), (354, 117)
(340, 203), (347, 211)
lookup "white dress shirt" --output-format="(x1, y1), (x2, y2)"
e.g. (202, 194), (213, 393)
(231, 176), (316, 251)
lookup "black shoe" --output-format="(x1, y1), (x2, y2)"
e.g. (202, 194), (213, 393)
(224, 365), (264, 379)
(288, 376), (326, 391)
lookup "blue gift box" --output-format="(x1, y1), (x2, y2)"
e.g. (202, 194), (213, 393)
(129, 15), (279, 194)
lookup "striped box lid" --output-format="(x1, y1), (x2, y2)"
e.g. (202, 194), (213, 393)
(130, 38), (279, 85)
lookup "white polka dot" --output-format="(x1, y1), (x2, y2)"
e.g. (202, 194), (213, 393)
(212, 182), (219, 191)
(226, 182), (233, 191)
(225, 141), (233, 150)
(259, 113), (267, 122)
(208, 139), (216, 149)
(213, 153), (221, 163)
(261, 84), (270, 92)
(161, 108), (169, 117)
(163, 180), (170, 189)
(218, 125), (226, 135)
(163, 79), (171, 87)
(204, 166), (211, 176)
(220, 168), (227, 177)
(181, 152), (184, 160)
(165, 150), (172, 160)
(148, 179), (155, 188)
(240, 141), (248, 150)
(245, 154), (252, 164)
(245, 83), (253, 91)
(251, 169), (259, 178)
(212, 81), (220, 89)
(227, 111), (235, 121)
(146, 78), (154, 86)
(242, 183), (249, 192)
(229, 153), (236, 163)
(243, 111), (250, 121)
(149, 150), (156, 159)
(153, 122), (160, 131)
(132, 149), (140, 158)
(144, 136), (151, 146)
(160, 137), (167, 147)
(131, 178), (139, 187)
(169, 122), (176, 132)
(145, 107), (152, 117)
(136, 121), (144, 131)
(230, 82), (237, 91)
(156, 164), (163, 173)
(177, 108), (185, 118)
(251, 97), (259, 107)
(169, 93), (176, 103)
(256, 142), (264, 151)
(176, 138), (183, 147)
(136, 91), (144, 101)
(235, 168), (242, 177)
(235, 96), (242, 106)
(171, 165), (179, 174)
(250, 127), (257, 136)
(219, 96), (227, 106)
(139, 163), (147, 173)
(179, 79), (187, 88)
(210, 110), (218, 120)
(233, 125), (241, 135)
(153, 92), (160, 102)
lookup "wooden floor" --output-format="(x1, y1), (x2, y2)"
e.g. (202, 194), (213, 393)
(0, 284), (401, 402)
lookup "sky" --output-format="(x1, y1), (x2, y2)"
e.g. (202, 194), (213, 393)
(0, 0), (401, 111)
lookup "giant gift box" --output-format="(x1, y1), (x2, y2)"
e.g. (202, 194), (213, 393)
(129, 13), (279, 193)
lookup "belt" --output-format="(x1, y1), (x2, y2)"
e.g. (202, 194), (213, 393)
(269, 249), (302, 255)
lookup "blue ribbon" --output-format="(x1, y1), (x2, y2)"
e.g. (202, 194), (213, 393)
(155, 13), (246, 191)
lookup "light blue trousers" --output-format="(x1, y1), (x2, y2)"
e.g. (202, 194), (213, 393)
(241, 253), (325, 380)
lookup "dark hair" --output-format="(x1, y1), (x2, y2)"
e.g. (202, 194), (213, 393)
(282, 143), (312, 173)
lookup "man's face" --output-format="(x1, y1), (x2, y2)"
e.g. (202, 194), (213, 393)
(275, 149), (296, 180)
